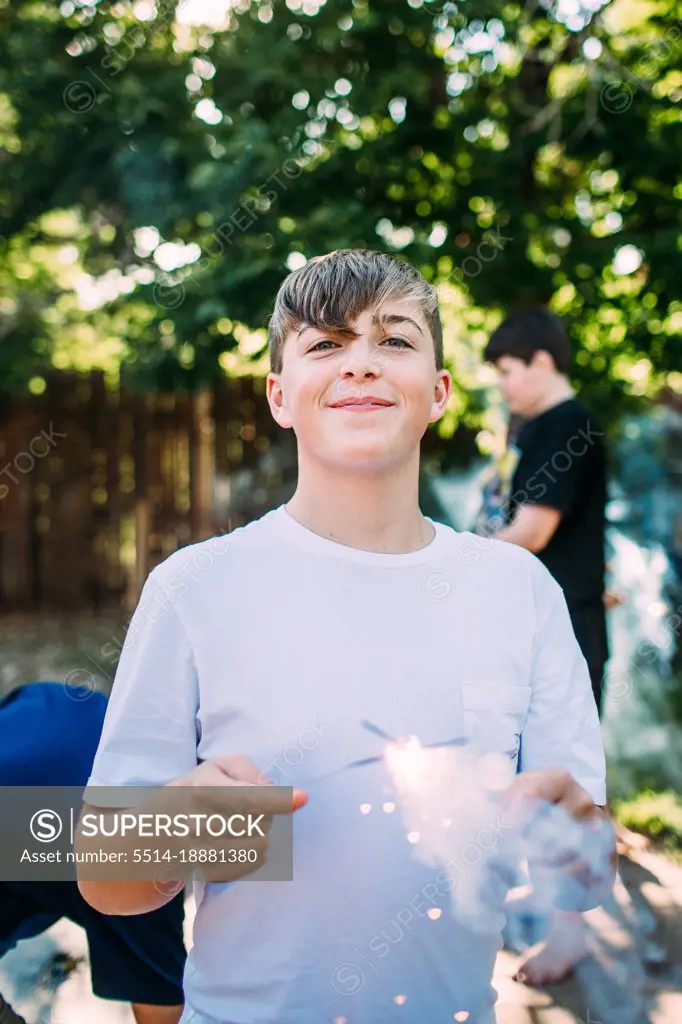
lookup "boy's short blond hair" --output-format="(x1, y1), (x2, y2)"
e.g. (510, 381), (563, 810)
(268, 249), (443, 373)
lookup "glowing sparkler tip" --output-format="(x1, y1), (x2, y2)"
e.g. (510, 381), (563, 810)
(385, 734), (428, 788)
(427, 907), (442, 920)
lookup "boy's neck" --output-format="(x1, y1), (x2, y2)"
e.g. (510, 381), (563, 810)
(285, 455), (435, 555)
(527, 377), (575, 419)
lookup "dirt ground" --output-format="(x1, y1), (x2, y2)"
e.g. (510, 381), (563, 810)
(494, 846), (682, 1024)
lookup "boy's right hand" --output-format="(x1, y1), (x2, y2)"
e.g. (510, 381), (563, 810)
(164, 755), (308, 883)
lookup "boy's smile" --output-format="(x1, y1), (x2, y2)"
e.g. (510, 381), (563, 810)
(267, 298), (451, 471)
(328, 391), (396, 411)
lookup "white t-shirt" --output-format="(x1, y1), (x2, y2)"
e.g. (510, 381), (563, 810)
(87, 505), (606, 1024)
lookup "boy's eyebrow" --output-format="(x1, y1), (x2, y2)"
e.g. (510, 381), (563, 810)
(297, 313), (424, 340)
(373, 313), (424, 336)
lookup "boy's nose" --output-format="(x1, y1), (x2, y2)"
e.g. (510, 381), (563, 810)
(339, 344), (383, 379)
(340, 362), (377, 380)
(330, 350), (380, 403)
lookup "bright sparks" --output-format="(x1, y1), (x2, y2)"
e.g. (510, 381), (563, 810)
(385, 735), (428, 789)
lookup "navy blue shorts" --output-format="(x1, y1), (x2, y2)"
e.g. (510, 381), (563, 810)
(0, 880), (185, 1006)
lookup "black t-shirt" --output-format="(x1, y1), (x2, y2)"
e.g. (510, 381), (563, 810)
(508, 398), (607, 611)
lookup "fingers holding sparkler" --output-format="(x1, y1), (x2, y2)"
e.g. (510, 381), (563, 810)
(501, 768), (602, 821)
(500, 769), (616, 913)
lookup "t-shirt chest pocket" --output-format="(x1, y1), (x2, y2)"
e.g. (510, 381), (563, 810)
(460, 683), (532, 765)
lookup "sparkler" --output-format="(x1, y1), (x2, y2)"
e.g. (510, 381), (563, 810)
(305, 720), (647, 1021)
(306, 720), (469, 786)
(304, 719), (644, 1020)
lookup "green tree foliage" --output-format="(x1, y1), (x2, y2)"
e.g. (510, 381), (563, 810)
(0, 0), (680, 430)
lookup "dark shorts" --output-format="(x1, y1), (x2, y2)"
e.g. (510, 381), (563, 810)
(0, 881), (185, 1006)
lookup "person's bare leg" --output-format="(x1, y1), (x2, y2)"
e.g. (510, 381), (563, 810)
(131, 1003), (183, 1024)
(513, 908), (589, 985)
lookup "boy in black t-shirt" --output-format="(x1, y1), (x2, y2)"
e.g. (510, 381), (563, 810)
(484, 309), (609, 712)
(482, 310), (610, 987)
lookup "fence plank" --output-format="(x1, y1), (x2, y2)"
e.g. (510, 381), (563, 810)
(1, 372), (299, 610)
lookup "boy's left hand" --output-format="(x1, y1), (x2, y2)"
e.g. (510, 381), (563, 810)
(501, 769), (616, 910)
(501, 767), (603, 822)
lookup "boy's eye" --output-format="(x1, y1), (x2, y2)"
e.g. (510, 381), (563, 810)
(308, 335), (411, 353)
(308, 339), (339, 352)
(380, 336), (411, 349)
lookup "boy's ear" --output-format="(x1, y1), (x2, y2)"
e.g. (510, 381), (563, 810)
(266, 373), (293, 429)
(429, 369), (453, 424)
(530, 350), (556, 373)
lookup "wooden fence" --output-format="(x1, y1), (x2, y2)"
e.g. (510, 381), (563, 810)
(0, 372), (296, 611)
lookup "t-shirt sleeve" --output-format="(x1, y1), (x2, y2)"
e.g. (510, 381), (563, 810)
(86, 571), (200, 794)
(519, 576), (606, 805)
(513, 416), (586, 516)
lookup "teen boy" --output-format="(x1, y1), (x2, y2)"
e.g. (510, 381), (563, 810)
(80, 250), (613, 1024)
(484, 309), (609, 714)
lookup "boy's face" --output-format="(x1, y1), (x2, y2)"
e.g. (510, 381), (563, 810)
(267, 298), (451, 472)
(494, 352), (555, 417)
